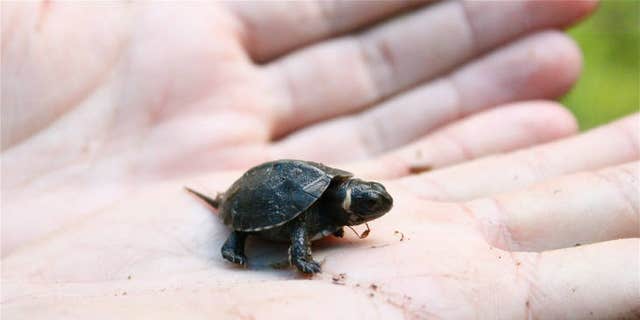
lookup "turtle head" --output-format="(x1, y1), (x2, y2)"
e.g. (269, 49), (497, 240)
(338, 178), (393, 225)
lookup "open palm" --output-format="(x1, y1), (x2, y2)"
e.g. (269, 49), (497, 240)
(3, 1), (638, 319)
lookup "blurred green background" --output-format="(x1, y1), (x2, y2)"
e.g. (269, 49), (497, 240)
(562, 0), (639, 130)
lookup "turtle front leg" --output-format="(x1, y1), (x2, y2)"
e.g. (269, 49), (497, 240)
(289, 217), (321, 274)
(221, 231), (248, 266)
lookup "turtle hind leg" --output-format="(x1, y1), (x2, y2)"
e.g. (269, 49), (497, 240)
(289, 217), (321, 274)
(221, 231), (248, 266)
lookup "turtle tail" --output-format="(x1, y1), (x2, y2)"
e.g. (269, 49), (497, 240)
(184, 187), (223, 209)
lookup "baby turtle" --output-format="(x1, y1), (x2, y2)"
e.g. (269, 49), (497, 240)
(186, 159), (393, 274)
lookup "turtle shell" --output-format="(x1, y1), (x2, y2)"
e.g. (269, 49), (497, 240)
(219, 160), (353, 231)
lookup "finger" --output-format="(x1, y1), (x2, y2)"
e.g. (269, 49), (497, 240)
(272, 32), (581, 159)
(467, 162), (639, 251)
(399, 114), (639, 201)
(225, 0), (430, 62)
(511, 239), (639, 319)
(351, 101), (578, 178)
(264, 0), (596, 136)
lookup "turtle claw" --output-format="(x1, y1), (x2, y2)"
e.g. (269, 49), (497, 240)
(294, 259), (321, 274)
(222, 249), (247, 266)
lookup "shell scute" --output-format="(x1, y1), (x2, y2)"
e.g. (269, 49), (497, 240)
(219, 160), (352, 231)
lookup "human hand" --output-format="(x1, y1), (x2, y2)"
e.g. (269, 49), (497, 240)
(3, 0), (596, 252)
(5, 1), (638, 319)
(3, 113), (638, 318)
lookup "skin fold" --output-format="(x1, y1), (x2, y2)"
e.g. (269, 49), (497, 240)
(2, 1), (638, 319)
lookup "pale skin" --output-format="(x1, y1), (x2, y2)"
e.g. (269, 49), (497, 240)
(2, 1), (639, 319)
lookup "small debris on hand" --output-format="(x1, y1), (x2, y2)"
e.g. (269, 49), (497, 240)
(369, 243), (391, 249)
(331, 273), (347, 285)
(408, 163), (433, 174)
(394, 230), (405, 241)
(408, 150), (433, 174)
